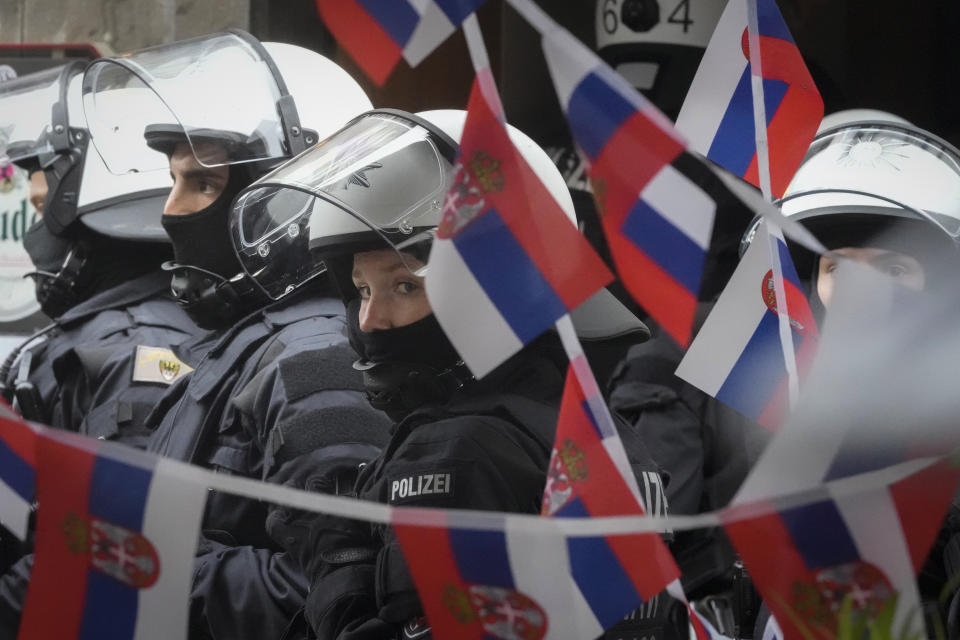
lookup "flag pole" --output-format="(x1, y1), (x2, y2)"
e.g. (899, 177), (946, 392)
(462, 14), (504, 120)
(465, 5), (650, 505)
(745, 0), (800, 407)
(553, 315), (651, 504)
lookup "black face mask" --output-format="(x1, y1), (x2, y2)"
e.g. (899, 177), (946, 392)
(23, 220), (171, 318)
(160, 169), (267, 329)
(346, 298), (472, 421)
(23, 219), (73, 275)
(23, 220), (89, 318)
(161, 169), (246, 280)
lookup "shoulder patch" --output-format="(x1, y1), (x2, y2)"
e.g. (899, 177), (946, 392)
(132, 345), (194, 385)
(387, 470), (455, 505)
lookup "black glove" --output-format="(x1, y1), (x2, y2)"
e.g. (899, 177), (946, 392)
(265, 450), (379, 580)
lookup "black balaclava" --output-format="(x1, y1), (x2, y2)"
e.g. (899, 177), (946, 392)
(160, 166), (267, 329)
(345, 297), (472, 422)
(797, 214), (958, 323)
(22, 218), (73, 275)
(23, 219), (171, 318)
(161, 167), (247, 280)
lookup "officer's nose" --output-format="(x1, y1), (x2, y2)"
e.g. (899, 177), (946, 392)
(163, 183), (190, 216)
(358, 294), (393, 332)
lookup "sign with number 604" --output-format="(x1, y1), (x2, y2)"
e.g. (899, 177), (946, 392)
(596, 0), (725, 49)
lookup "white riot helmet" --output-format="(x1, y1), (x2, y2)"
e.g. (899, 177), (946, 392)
(230, 108), (647, 341)
(782, 110), (960, 235)
(737, 110), (960, 293)
(81, 30), (373, 175)
(778, 110), (960, 281)
(81, 31), (372, 328)
(3, 64), (175, 318)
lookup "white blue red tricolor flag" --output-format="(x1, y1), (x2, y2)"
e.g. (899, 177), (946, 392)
(20, 432), (207, 640)
(725, 455), (960, 640)
(676, 222), (817, 429)
(315, 0), (488, 85)
(426, 73), (613, 378)
(676, 0), (822, 198)
(0, 404), (36, 540)
(540, 27), (717, 347)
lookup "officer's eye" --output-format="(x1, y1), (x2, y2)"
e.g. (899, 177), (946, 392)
(883, 263), (909, 278)
(395, 281), (419, 295)
(198, 180), (218, 195)
(355, 284), (370, 300)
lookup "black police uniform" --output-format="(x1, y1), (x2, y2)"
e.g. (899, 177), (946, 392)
(0, 283), (390, 639)
(3, 269), (201, 442)
(271, 334), (676, 640)
(0, 269), (203, 634)
(607, 315), (770, 635)
(608, 325), (770, 518)
(142, 283), (391, 640)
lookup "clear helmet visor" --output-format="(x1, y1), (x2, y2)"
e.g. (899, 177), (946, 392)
(782, 123), (960, 239)
(231, 111), (456, 299)
(0, 65), (69, 164)
(82, 32), (288, 175)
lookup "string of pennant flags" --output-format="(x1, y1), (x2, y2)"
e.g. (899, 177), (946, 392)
(1, 0), (956, 639)
(2, 405), (958, 639)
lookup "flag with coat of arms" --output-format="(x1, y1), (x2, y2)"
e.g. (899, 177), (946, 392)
(19, 431), (207, 640)
(426, 69), (613, 378)
(676, 222), (818, 429)
(725, 454), (960, 640)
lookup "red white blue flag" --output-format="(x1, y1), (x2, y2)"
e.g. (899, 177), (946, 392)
(0, 404), (36, 540)
(394, 509), (685, 640)
(725, 456), (960, 640)
(540, 28), (717, 347)
(676, 0), (823, 198)
(426, 73), (613, 378)
(676, 223), (817, 429)
(542, 364), (681, 623)
(20, 432), (207, 640)
(315, 0), (488, 85)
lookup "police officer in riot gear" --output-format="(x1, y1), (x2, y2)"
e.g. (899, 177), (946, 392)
(226, 108), (672, 639)
(0, 60), (203, 634)
(610, 110), (960, 637)
(0, 62), (200, 441)
(0, 32), (390, 640)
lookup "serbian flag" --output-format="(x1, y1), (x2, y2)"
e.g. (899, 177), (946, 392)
(20, 432), (207, 640)
(0, 404), (36, 540)
(725, 456), (960, 640)
(676, 222), (817, 429)
(426, 73), (613, 378)
(394, 510), (683, 640)
(541, 28), (716, 347)
(542, 364), (681, 624)
(315, 0), (488, 85)
(676, 0), (823, 198)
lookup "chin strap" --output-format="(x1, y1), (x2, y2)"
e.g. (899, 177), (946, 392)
(162, 261), (269, 330)
(23, 244), (91, 320)
(355, 358), (475, 422)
